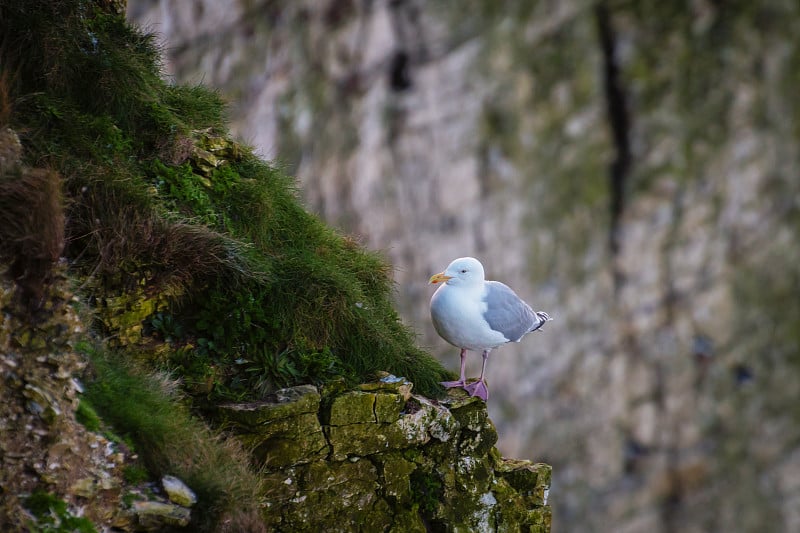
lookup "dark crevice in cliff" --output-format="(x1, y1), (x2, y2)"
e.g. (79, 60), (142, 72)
(389, 50), (412, 91)
(388, 0), (429, 92)
(595, 3), (631, 285)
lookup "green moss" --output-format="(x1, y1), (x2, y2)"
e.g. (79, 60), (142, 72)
(410, 468), (444, 516)
(379, 454), (418, 504)
(329, 392), (377, 425)
(75, 399), (101, 432)
(388, 507), (427, 533)
(374, 393), (405, 423)
(123, 464), (150, 484)
(243, 412), (329, 469)
(121, 492), (140, 508)
(282, 459), (391, 529)
(24, 491), (98, 533)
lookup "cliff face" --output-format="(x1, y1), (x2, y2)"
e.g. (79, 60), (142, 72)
(128, 1), (800, 531)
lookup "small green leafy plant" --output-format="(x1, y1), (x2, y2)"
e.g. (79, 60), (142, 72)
(24, 491), (97, 533)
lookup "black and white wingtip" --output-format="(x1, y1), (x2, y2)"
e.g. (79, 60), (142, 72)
(532, 311), (552, 332)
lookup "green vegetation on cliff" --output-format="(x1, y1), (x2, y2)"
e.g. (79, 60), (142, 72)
(0, 0), (449, 402)
(0, 0), (453, 529)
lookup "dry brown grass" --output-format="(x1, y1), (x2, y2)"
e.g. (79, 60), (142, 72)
(66, 174), (261, 295)
(0, 165), (64, 307)
(215, 509), (269, 533)
(0, 70), (11, 128)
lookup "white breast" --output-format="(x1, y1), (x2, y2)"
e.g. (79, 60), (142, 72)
(430, 283), (509, 351)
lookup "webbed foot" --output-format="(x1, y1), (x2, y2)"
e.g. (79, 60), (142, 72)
(464, 380), (489, 401)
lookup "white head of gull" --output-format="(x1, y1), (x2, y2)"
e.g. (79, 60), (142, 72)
(429, 257), (551, 401)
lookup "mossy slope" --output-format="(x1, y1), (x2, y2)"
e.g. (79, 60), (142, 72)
(0, 0), (449, 402)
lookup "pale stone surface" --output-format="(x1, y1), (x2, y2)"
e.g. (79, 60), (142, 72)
(129, 1), (800, 531)
(132, 500), (191, 528)
(161, 475), (197, 507)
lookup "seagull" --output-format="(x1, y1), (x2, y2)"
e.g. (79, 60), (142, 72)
(429, 257), (551, 401)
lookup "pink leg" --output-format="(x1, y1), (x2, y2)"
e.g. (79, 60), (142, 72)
(464, 349), (490, 401)
(440, 348), (468, 388)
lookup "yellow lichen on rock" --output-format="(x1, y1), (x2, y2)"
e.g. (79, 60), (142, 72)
(218, 374), (552, 531)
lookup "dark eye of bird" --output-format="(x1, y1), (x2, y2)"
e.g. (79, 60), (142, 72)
(461, 269), (467, 273)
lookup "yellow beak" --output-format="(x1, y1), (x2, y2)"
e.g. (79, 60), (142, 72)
(429, 272), (452, 285)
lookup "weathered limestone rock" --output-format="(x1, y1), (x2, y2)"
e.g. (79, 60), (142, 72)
(218, 385), (328, 468)
(132, 500), (191, 529)
(358, 372), (414, 401)
(326, 392), (459, 461)
(189, 128), (243, 173)
(329, 391), (377, 425)
(220, 384), (321, 427)
(161, 475), (197, 507)
(217, 376), (551, 531)
(377, 453), (417, 504)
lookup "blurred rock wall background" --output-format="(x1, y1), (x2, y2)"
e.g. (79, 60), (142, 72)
(127, 1), (800, 531)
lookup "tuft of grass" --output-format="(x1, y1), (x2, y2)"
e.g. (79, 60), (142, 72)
(75, 400), (101, 432)
(81, 345), (265, 532)
(122, 464), (150, 485)
(1, 2), (225, 153)
(158, 156), (451, 400)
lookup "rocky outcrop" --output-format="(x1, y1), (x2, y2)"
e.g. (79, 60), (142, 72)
(0, 277), (121, 530)
(0, 271), (196, 532)
(0, 119), (202, 531)
(217, 375), (551, 532)
(0, 265), (550, 532)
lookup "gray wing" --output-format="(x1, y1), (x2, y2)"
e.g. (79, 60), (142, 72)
(482, 281), (541, 342)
